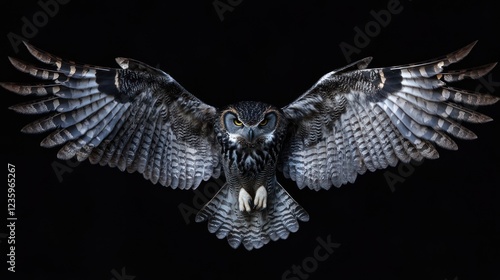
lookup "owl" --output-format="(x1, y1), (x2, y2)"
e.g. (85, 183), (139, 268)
(3, 41), (498, 250)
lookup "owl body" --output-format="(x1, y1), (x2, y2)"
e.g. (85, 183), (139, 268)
(199, 101), (310, 249)
(4, 41), (498, 250)
(215, 101), (288, 202)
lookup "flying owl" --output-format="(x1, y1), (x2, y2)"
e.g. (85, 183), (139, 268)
(3, 41), (498, 250)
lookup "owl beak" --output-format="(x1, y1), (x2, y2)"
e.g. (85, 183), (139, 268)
(247, 128), (255, 142)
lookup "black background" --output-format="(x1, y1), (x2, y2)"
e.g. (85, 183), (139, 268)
(1, 0), (499, 280)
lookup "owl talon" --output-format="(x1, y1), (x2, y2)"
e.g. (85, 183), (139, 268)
(248, 199), (254, 210)
(238, 188), (253, 212)
(254, 185), (267, 210)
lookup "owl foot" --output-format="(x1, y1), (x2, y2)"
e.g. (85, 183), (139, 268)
(238, 186), (267, 212)
(238, 188), (253, 212)
(253, 185), (267, 210)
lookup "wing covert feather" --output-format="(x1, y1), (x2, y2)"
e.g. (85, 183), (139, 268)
(4, 42), (221, 189)
(280, 41), (498, 190)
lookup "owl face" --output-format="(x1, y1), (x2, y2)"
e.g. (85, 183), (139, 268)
(220, 101), (282, 147)
(216, 101), (288, 174)
(222, 109), (277, 146)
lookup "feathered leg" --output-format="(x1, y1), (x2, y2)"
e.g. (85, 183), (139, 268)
(196, 180), (309, 250)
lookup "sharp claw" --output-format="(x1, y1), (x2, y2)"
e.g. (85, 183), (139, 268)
(239, 187), (268, 212)
(254, 186), (267, 210)
(254, 197), (260, 210)
(248, 199), (254, 210)
(239, 188), (252, 212)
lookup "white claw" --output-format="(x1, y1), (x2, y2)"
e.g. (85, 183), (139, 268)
(238, 188), (252, 212)
(254, 186), (267, 210)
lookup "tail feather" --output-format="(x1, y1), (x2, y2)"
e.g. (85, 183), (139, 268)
(195, 181), (309, 250)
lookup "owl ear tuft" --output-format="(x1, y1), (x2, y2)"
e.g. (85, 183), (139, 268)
(115, 57), (168, 76)
(332, 57), (373, 74)
(115, 57), (130, 69)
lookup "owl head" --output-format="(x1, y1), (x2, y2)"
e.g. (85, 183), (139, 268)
(216, 101), (288, 173)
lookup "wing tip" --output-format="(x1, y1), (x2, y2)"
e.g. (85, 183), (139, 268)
(21, 40), (31, 48)
(7, 56), (32, 74)
(445, 40), (478, 65)
(22, 40), (37, 54)
(22, 41), (57, 65)
(357, 57), (373, 69)
(8, 105), (22, 113)
(115, 57), (129, 69)
(489, 95), (500, 105)
(0, 82), (14, 92)
(461, 40), (478, 56)
(482, 62), (498, 76)
(466, 39), (478, 49)
(20, 125), (34, 134)
(468, 62), (498, 80)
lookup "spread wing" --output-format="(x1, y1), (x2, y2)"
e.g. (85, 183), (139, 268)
(279, 41), (499, 190)
(3, 42), (221, 190)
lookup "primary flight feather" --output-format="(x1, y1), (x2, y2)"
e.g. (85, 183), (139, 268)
(3, 41), (498, 250)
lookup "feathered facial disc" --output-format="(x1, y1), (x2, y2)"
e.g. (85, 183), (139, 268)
(220, 101), (283, 145)
(216, 101), (288, 174)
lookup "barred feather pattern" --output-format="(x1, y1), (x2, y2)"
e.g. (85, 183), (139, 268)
(215, 114), (285, 176)
(4, 40), (499, 251)
(280, 41), (499, 190)
(195, 179), (309, 250)
(3, 42), (221, 189)
(198, 101), (310, 250)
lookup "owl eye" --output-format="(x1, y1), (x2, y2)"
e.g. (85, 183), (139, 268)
(259, 118), (269, 126)
(233, 119), (243, 126)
